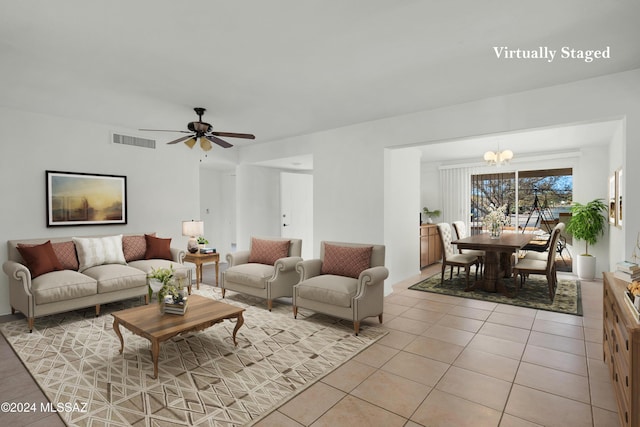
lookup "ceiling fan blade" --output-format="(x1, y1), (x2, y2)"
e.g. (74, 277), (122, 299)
(205, 134), (233, 149)
(210, 131), (255, 139)
(139, 129), (191, 133)
(200, 137), (213, 151)
(184, 137), (197, 149)
(167, 134), (195, 145)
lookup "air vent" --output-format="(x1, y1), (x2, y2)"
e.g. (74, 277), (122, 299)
(112, 133), (156, 149)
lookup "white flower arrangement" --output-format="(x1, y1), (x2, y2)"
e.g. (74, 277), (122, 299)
(482, 204), (511, 231)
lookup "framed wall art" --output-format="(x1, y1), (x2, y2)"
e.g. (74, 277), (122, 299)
(617, 168), (623, 228)
(46, 170), (127, 227)
(608, 173), (617, 225)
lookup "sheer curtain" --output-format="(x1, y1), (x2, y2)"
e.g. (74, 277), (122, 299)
(439, 165), (481, 231)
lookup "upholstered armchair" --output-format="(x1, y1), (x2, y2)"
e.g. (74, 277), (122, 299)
(220, 237), (302, 310)
(293, 241), (388, 335)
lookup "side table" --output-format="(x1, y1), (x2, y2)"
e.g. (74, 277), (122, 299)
(183, 251), (220, 289)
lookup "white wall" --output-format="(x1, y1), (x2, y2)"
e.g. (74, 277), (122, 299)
(420, 163), (441, 223)
(608, 121), (626, 266)
(0, 107), (201, 315)
(234, 164), (282, 251)
(199, 167), (236, 258)
(237, 69), (640, 293)
(385, 148), (421, 288)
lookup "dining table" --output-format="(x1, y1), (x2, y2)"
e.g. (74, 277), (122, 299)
(452, 232), (534, 295)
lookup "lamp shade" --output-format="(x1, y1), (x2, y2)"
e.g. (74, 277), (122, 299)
(483, 151), (497, 162)
(182, 220), (204, 237)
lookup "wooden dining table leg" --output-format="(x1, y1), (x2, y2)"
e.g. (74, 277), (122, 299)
(482, 251), (500, 292)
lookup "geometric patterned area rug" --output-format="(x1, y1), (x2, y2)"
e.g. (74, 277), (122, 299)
(0, 286), (386, 426)
(409, 273), (582, 316)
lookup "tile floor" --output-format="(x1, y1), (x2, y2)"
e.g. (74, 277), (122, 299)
(254, 264), (620, 427)
(0, 264), (620, 427)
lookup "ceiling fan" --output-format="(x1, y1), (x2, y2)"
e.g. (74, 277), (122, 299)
(139, 107), (255, 151)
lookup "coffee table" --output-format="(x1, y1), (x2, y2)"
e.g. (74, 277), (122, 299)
(112, 295), (245, 378)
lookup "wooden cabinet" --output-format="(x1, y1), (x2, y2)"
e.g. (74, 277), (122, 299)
(420, 224), (442, 268)
(603, 272), (640, 427)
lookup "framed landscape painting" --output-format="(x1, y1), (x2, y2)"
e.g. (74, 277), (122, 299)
(608, 173), (617, 225)
(46, 171), (127, 226)
(617, 168), (623, 228)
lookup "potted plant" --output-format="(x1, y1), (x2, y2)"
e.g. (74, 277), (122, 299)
(148, 265), (175, 302)
(566, 198), (607, 280)
(422, 207), (441, 224)
(197, 236), (209, 249)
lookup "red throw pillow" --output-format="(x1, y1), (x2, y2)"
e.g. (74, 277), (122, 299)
(248, 238), (290, 265)
(51, 241), (79, 271)
(321, 244), (373, 279)
(144, 234), (173, 260)
(17, 240), (64, 278)
(123, 234), (153, 262)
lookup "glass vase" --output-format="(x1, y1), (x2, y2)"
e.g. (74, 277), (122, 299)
(489, 222), (502, 239)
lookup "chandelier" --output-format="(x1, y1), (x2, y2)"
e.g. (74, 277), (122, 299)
(483, 149), (514, 166)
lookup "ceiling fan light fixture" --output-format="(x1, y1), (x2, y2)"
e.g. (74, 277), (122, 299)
(200, 136), (213, 151)
(184, 137), (197, 149)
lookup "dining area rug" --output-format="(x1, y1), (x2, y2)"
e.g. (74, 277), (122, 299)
(0, 287), (386, 426)
(409, 273), (582, 315)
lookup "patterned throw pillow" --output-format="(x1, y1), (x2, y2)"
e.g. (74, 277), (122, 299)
(144, 234), (173, 260)
(17, 240), (64, 278)
(248, 238), (290, 265)
(51, 241), (79, 271)
(321, 243), (373, 279)
(122, 234), (153, 262)
(73, 235), (126, 272)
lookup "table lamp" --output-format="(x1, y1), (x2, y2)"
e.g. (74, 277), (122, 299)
(182, 220), (204, 254)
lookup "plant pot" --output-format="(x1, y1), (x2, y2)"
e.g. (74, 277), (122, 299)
(577, 254), (596, 280)
(149, 279), (164, 294)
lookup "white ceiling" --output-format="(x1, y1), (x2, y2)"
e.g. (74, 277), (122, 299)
(1, 1), (639, 161)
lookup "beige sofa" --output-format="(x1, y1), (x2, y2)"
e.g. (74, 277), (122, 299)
(3, 233), (190, 331)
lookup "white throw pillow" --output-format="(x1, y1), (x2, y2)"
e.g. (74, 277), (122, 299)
(73, 235), (126, 272)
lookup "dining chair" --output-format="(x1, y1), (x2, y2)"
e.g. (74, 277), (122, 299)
(522, 223), (566, 286)
(512, 224), (563, 300)
(436, 223), (480, 290)
(452, 220), (484, 277)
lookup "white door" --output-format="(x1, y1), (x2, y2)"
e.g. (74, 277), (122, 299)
(281, 172), (313, 260)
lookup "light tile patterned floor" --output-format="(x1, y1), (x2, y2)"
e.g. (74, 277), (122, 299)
(0, 264), (621, 427)
(256, 264), (621, 427)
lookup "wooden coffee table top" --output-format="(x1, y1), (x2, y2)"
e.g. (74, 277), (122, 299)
(112, 295), (245, 378)
(112, 294), (244, 340)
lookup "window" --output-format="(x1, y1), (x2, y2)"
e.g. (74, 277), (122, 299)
(471, 168), (572, 235)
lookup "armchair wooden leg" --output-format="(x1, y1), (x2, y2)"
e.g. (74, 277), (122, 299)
(28, 317), (34, 333)
(293, 306), (298, 318)
(378, 314), (383, 324)
(267, 299), (273, 312)
(354, 321), (360, 336)
(11, 307), (15, 315)
(95, 304), (100, 317)
(144, 294), (150, 304)
(221, 288), (226, 299)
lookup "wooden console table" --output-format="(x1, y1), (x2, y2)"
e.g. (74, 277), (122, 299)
(183, 251), (220, 289)
(603, 272), (640, 427)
